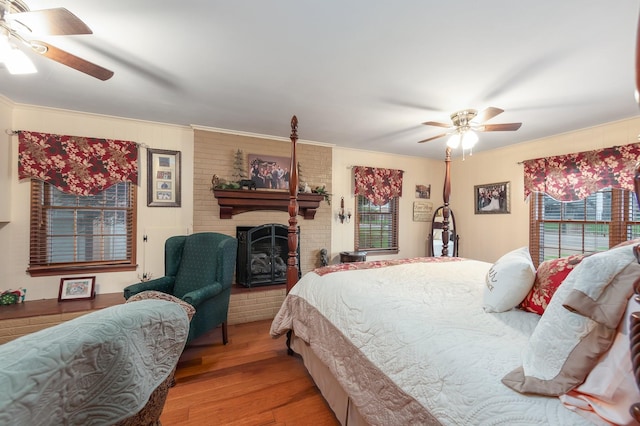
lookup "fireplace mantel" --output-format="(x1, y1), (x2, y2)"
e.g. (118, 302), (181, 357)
(213, 189), (324, 219)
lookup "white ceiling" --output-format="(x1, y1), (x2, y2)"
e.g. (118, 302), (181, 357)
(2, 1), (640, 159)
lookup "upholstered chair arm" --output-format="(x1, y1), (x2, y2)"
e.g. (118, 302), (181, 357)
(216, 237), (239, 289)
(181, 282), (224, 307)
(123, 277), (176, 299)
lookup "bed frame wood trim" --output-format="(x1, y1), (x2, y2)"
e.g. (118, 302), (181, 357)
(631, 13), (640, 420)
(286, 115), (300, 294)
(631, 294), (640, 421)
(440, 146), (453, 256)
(631, 161), (640, 421)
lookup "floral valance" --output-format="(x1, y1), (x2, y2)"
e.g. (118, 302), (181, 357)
(523, 143), (640, 201)
(18, 131), (139, 196)
(354, 166), (403, 206)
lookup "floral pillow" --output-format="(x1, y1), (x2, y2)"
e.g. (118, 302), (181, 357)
(520, 254), (586, 315)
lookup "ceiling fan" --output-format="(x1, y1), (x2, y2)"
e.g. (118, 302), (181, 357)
(0, 0), (113, 80)
(418, 107), (521, 149)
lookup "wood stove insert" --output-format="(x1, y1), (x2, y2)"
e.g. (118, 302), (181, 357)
(236, 224), (300, 287)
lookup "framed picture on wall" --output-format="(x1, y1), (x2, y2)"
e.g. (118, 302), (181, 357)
(247, 154), (291, 190)
(413, 201), (433, 221)
(415, 184), (431, 199)
(58, 276), (96, 301)
(474, 181), (510, 214)
(147, 148), (181, 207)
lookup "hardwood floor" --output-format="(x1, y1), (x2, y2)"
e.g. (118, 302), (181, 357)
(160, 320), (340, 425)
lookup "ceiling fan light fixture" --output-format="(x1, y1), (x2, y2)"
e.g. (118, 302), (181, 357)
(5, 46), (36, 74)
(419, 107), (522, 151)
(447, 133), (461, 149)
(0, 31), (36, 74)
(447, 129), (478, 149)
(461, 130), (478, 149)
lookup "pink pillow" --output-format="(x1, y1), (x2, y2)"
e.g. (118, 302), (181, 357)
(520, 254), (586, 315)
(559, 295), (640, 425)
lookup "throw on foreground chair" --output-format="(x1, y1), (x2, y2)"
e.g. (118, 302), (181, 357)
(0, 297), (192, 425)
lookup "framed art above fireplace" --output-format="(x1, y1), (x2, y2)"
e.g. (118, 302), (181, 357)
(248, 154), (290, 190)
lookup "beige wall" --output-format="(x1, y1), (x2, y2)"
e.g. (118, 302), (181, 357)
(192, 129), (332, 275)
(0, 100), (194, 300)
(330, 147), (443, 263)
(0, 97), (11, 222)
(2, 96), (639, 301)
(450, 116), (640, 263)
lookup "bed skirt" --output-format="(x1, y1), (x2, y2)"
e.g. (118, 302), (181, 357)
(290, 332), (372, 426)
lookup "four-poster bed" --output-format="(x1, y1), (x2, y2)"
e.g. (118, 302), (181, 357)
(278, 116), (640, 425)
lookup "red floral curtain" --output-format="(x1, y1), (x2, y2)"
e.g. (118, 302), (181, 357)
(18, 131), (138, 196)
(353, 166), (403, 205)
(523, 143), (640, 201)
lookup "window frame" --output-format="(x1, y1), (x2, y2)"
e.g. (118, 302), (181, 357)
(529, 188), (640, 267)
(28, 180), (137, 277)
(354, 195), (399, 254)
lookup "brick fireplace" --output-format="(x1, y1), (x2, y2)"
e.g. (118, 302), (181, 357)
(192, 128), (332, 324)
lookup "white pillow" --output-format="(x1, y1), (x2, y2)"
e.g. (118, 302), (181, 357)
(502, 245), (638, 396)
(483, 246), (535, 313)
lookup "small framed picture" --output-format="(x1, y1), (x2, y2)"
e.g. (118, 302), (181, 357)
(147, 148), (181, 207)
(415, 184), (431, 199)
(474, 181), (510, 214)
(58, 276), (96, 301)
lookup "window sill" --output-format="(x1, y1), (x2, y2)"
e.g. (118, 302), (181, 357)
(27, 264), (137, 277)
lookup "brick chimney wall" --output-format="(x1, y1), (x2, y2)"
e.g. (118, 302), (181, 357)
(193, 129), (333, 324)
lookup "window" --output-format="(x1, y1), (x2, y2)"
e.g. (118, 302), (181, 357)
(355, 195), (399, 253)
(28, 180), (137, 276)
(529, 188), (640, 266)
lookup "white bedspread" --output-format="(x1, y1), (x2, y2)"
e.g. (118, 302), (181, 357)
(271, 259), (594, 425)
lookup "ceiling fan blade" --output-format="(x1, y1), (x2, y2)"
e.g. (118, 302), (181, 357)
(10, 8), (92, 36)
(477, 123), (522, 132)
(422, 121), (451, 128)
(32, 41), (113, 80)
(474, 107), (504, 123)
(418, 133), (448, 143)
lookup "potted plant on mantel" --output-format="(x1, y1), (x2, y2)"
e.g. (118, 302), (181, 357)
(311, 185), (331, 205)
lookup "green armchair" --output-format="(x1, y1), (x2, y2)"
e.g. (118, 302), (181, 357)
(124, 232), (238, 344)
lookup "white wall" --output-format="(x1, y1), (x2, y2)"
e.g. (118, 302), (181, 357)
(450, 116), (640, 263)
(330, 147), (443, 262)
(0, 100), (194, 300)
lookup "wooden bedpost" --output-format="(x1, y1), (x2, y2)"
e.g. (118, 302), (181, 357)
(636, 13), (640, 105)
(286, 115), (300, 294)
(634, 161), (640, 209)
(440, 146), (452, 256)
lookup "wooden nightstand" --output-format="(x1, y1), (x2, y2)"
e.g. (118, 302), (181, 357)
(340, 251), (367, 263)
